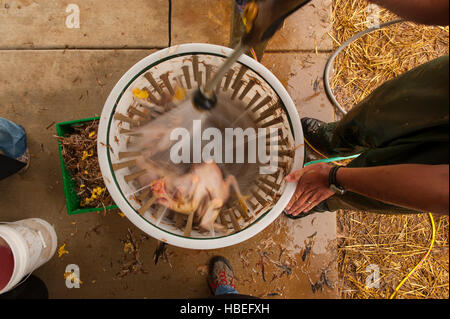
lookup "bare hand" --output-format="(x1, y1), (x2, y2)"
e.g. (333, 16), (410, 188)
(285, 163), (334, 216)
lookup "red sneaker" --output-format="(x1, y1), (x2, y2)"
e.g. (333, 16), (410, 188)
(207, 256), (236, 295)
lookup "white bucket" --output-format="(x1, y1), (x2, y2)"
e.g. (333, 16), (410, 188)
(0, 218), (57, 295)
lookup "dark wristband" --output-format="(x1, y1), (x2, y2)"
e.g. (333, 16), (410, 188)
(329, 166), (345, 195)
(329, 166), (340, 186)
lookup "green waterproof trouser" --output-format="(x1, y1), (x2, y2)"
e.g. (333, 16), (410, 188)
(323, 55), (449, 214)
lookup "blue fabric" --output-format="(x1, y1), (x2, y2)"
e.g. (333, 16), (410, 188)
(235, 0), (249, 14)
(0, 118), (27, 159)
(215, 284), (238, 296)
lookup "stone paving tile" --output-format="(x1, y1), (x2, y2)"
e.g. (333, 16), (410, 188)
(0, 49), (156, 120)
(0, 0), (168, 49)
(171, 0), (232, 46)
(268, 0), (333, 51)
(262, 52), (337, 122)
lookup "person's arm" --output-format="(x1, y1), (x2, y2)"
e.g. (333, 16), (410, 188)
(285, 163), (449, 216)
(337, 164), (449, 214)
(369, 0), (449, 26)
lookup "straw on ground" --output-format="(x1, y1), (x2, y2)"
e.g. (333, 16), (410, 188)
(331, 0), (449, 299)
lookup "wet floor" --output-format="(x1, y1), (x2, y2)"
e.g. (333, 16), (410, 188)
(0, 0), (338, 298)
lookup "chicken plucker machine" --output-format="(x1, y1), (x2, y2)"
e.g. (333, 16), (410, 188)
(97, 1), (310, 249)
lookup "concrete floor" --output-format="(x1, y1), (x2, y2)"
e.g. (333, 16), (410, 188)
(0, 0), (338, 298)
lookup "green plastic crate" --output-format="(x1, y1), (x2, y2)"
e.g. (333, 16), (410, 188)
(56, 117), (118, 215)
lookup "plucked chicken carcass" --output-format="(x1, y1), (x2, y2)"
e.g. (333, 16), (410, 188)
(136, 157), (248, 233)
(129, 87), (254, 234)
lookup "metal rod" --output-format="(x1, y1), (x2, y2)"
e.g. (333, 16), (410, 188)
(160, 72), (175, 95)
(225, 209), (240, 231)
(138, 195), (157, 215)
(192, 55), (200, 82)
(256, 180), (274, 196)
(112, 159), (137, 171)
(175, 213), (186, 229)
(136, 188), (151, 202)
(261, 116), (283, 128)
(205, 64), (212, 84)
(196, 71), (203, 87)
(277, 148), (294, 157)
(219, 210), (229, 228)
(259, 177), (279, 189)
(247, 199), (257, 211)
(182, 66), (192, 89)
(239, 80), (256, 100)
(234, 201), (251, 221)
(144, 72), (164, 96)
(256, 106), (277, 123)
(246, 92), (261, 109)
(155, 206), (167, 226)
(143, 87), (161, 105)
(251, 189), (268, 206)
(231, 81), (243, 100)
(251, 96), (272, 113)
(114, 113), (139, 126)
(128, 107), (151, 120)
(124, 170), (146, 183)
(232, 65), (248, 89)
(118, 151), (141, 159)
(119, 128), (142, 136)
(278, 160), (290, 172)
(223, 69), (235, 92)
(203, 44), (247, 95)
(184, 213), (195, 236)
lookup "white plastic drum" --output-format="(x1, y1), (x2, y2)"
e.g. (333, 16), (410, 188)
(0, 218), (57, 294)
(98, 43), (304, 249)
